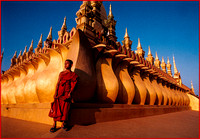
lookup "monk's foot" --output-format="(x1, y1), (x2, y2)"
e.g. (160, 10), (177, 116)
(61, 123), (69, 131)
(62, 124), (74, 131)
(50, 126), (57, 133)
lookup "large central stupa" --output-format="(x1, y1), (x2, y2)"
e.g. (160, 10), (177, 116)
(1, 1), (198, 125)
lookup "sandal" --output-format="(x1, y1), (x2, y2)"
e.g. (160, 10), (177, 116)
(50, 127), (56, 133)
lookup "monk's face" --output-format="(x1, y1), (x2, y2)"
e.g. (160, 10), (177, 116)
(65, 61), (72, 70)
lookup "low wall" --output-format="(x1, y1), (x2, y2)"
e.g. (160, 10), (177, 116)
(1, 103), (191, 126)
(187, 93), (199, 111)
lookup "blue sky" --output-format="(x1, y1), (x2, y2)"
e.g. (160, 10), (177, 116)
(1, 1), (199, 95)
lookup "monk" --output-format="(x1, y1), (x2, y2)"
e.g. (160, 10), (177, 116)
(49, 59), (78, 132)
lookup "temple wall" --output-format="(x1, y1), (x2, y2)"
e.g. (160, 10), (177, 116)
(1, 2), (199, 128)
(187, 93), (199, 111)
(1, 27), (198, 126)
(1, 28), (196, 106)
(1, 103), (191, 126)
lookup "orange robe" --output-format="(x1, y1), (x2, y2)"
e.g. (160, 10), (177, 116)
(49, 71), (78, 122)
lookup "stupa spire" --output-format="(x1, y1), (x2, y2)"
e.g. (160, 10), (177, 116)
(18, 50), (22, 57)
(47, 27), (52, 40)
(148, 46), (152, 56)
(161, 57), (164, 63)
(137, 38), (141, 49)
(29, 40), (33, 52)
(106, 3), (117, 44)
(155, 52), (159, 60)
(161, 57), (166, 73)
(154, 52), (161, 68)
(167, 57), (170, 64)
(13, 51), (17, 58)
(124, 28), (129, 38)
(167, 57), (172, 76)
(35, 34), (43, 54)
(23, 46), (27, 56)
(58, 17), (67, 43)
(173, 55), (182, 85)
(109, 4), (113, 17)
(10, 51), (17, 67)
(38, 34), (43, 45)
(191, 81), (195, 93)
(146, 46), (154, 65)
(173, 55), (178, 74)
(122, 28), (132, 50)
(61, 16), (67, 31)
(135, 38), (145, 58)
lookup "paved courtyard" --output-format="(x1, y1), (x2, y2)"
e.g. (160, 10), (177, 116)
(1, 110), (199, 138)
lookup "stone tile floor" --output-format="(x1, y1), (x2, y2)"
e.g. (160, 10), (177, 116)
(1, 110), (199, 138)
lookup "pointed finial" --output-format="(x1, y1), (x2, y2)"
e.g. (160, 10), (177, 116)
(135, 38), (145, 58)
(162, 57), (165, 63)
(154, 52), (161, 68)
(29, 40), (33, 51)
(166, 57), (172, 76)
(173, 55), (178, 74)
(124, 28), (129, 38)
(191, 81), (194, 89)
(47, 26), (52, 40)
(18, 50), (22, 57)
(161, 56), (166, 72)
(109, 4), (113, 16)
(146, 46), (154, 65)
(13, 51), (17, 58)
(23, 46), (27, 55)
(61, 17), (67, 31)
(167, 57), (170, 64)
(155, 52), (159, 60)
(38, 34), (43, 45)
(148, 46), (152, 56)
(137, 38), (141, 49)
(191, 80), (195, 93)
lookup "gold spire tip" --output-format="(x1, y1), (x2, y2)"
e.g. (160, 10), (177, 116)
(155, 52), (159, 60)
(173, 55), (178, 74)
(148, 46), (151, 55)
(137, 38), (142, 49)
(167, 57), (170, 64)
(47, 27), (52, 40)
(38, 34), (43, 44)
(124, 28), (129, 38)
(162, 56), (164, 63)
(109, 4), (113, 16)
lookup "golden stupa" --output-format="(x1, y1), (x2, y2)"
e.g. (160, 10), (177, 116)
(1, 1), (198, 125)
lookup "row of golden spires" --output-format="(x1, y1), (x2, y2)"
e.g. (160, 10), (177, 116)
(9, 27), (178, 78)
(6, 2), (194, 94)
